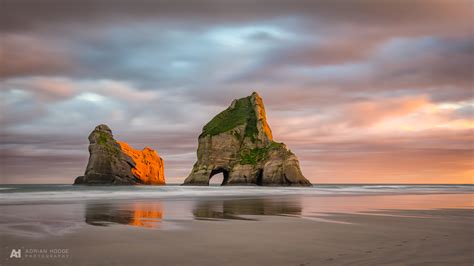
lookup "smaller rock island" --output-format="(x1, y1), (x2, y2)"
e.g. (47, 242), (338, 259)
(183, 92), (311, 186)
(74, 124), (165, 185)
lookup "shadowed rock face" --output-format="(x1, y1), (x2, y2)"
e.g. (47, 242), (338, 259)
(183, 92), (311, 186)
(74, 124), (165, 185)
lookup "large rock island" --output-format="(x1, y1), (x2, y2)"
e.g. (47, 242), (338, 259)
(74, 124), (165, 185)
(183, 92), (311, 186)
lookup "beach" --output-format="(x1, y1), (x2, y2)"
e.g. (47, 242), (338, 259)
(1, 185), (473, 265)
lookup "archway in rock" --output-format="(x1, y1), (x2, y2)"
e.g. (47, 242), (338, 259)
(209, 173), (224, 186)
(256, 169), (263, 186)
(209, 168), (229, 186)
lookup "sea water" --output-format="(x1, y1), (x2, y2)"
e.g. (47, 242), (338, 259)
(0, 184), (472, 237)
(1, 184), (472, 203)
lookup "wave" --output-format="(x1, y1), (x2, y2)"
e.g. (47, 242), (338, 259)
(0, 184), (472, 204)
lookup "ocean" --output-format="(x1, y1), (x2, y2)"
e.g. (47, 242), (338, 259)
(1, 184), (472, 203)
(0, 184), (472, 236)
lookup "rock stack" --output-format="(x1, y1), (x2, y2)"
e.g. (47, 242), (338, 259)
(74, 124), (165, 185)
(183, 92), (311, 186)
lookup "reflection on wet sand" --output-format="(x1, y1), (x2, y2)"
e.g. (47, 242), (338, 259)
(193, 198), (302, 220)
(129, 203), (163, 228)
(85, 202), (163, 228)
(85, 198), (303, 228)
(82, 194), (473, 229)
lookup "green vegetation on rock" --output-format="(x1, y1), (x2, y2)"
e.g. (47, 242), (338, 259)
(95, 131), (120, 156)
(231, 130), (242, 141)
(240, 147), (267, 165)
(239, 141), (284, 165)
(200, 96), (257, 139)
(97, 131), (110, 145)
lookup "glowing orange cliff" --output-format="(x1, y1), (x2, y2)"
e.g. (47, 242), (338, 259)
(118, 142), (165, 185)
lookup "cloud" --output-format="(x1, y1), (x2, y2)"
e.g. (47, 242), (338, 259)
(3, 77), (76, 101)
(1, 0), (471, 33)
(340, 96), (429, 127)
(0, 34), (75, 78)
(302, 147), (473, 184)
(1, 0), (473, 184)
(231, 36), (473, 105)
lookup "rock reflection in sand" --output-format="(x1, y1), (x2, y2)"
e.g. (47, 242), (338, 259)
(193, 198), (302, 221)
(85, 202), (163, 228)
(84, 198), (303, 228)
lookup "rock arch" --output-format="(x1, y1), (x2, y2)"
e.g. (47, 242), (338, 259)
(183, 92), (311, 186)
(209, 168), (229, 186)
(256, 169), (263, 186)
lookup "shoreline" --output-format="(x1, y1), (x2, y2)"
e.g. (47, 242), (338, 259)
(2, 208), (473, 265)
(1, 187), (472, 265)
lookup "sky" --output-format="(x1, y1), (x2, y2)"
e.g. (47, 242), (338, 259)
(0, 0), (473, 184)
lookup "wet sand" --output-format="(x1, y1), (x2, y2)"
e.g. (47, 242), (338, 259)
(2, 208), (473, 266)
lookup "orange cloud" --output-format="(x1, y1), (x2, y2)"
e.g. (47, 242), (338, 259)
(303, 145), (473, 184)
(342, 96), (429, 127)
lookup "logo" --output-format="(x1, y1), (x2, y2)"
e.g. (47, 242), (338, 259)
(10, 249), (21, 259)
(4, 247), (69, 260)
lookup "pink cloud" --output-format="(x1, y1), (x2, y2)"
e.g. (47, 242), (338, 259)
(0, 34), (74, 78)
(342, 96), (429, 127)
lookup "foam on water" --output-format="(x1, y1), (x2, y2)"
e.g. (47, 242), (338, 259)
(0, 184), (471, 204)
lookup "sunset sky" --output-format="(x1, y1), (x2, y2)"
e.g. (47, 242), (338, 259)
(1, 0), (473, 184)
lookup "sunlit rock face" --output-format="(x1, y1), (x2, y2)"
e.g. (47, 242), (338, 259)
(73, 124), (165, 185)
(183, 92), (311, 186)
(118, 142), (165, 185)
